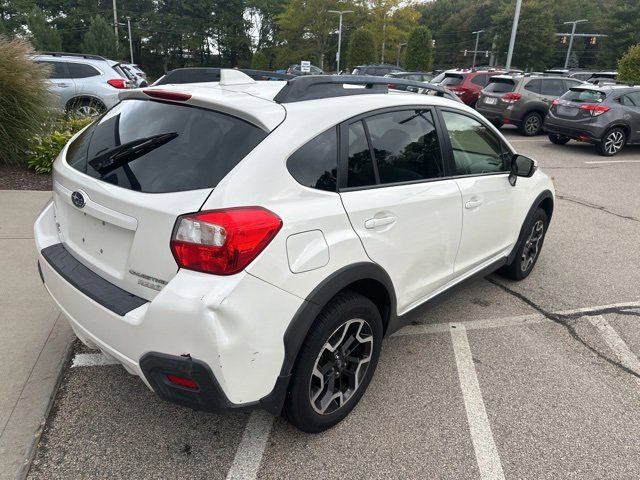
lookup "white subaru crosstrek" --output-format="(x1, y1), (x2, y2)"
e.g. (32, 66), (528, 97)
(35, 70), (554, 432)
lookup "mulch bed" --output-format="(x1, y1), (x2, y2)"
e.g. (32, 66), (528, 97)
(0, 164), (52, 191)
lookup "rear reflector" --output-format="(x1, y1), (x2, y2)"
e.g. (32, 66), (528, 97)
(579, 104), (610, 117)
(107, 78), (128, 89)
(166, 374), (199, 389)
(143, 89), (192, 101)
(170, 207), (282, 275)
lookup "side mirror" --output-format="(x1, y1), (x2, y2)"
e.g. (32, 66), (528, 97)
(508, 154), (537, 186)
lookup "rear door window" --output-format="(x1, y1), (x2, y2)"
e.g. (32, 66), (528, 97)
(346, 121), (376, 187)
(541, 79), (566, 96)
(364, 110), (445, 184)
(287, 128), (337, 192)
(36, 60), (67, 79)
(66, 99), (267, 193)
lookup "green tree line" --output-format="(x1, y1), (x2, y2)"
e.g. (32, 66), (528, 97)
(1, 0), (638, 77)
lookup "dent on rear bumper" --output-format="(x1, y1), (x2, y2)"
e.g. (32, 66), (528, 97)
(35, 201), (305, 406)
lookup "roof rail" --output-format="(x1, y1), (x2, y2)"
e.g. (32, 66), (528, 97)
(40, 52), (107, 61)
(273, 75), (458, 104)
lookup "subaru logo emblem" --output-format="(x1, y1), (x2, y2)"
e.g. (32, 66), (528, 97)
(71, 191), (85, 209)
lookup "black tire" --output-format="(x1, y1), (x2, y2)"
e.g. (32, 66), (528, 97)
(67, 98), (105, 118)
(284, 291), (383, 433)
(519, 112), (543, 136)
(596, 127), (626, 156)
(499, 208), (548, 281)
(548, 133), (570, 145)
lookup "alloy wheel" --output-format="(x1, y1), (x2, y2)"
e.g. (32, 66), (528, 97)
(604, 130), (624, 155)
(309, 319), (373, 415)
(521, 220), (544, 272)
(74, 104), (102, 117)
(524, 115), (541, 135)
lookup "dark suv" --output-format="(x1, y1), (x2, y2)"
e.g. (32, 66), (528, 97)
(438, 69), (504, 107)
(476, 75), (585, 135)
(544, 85), (640, 156)
(352, 64), (403, 76)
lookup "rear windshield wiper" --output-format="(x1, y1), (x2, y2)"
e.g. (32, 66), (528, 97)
(88, 132), (179, 175)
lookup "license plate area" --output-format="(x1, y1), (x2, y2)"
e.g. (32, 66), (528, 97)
(58, 205), (134, 280)
(558, 106), (578, 117)
(485, 97), (497, 105)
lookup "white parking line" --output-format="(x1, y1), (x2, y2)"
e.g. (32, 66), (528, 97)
(71, 353), (119, 368)
(450, 323), (505, 480)
(584, 160), (640, 164)
(587, 315), (640, 389)
(225, 410), (274, 480)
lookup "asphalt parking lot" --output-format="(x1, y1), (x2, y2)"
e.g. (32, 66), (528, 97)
(26, 129), (640, 480)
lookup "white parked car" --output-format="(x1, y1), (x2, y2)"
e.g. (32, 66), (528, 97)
(35, 71), (554, 432)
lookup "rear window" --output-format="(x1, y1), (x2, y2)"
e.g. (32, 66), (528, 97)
(286, 128), (338, 192)
(484, 78), (516, 93)
(155, 69), (221, 85)
(440, 74), (464, 86)
(562, 88), (607, 103)
(66, 99), (267, 193)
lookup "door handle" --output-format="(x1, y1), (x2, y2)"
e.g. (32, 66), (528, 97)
(55, 83), (70, 88)
(465, 199), (483, 209)
(365, 216), (396, 229)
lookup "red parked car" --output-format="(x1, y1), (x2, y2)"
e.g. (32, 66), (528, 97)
(440, 68), (505, 107)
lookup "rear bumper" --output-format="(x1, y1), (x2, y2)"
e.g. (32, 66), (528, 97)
(543, 118), (602, 142)
(35, 201), (304, 411)
(476, 105), (515, 125)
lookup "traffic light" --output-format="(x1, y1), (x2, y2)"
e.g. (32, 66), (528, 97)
(560, 36), (567, 44)
(463, 49), (467, 56)
(590, 36), (597, 45)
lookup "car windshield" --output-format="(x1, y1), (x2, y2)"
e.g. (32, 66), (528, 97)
(484, 79), (516, 93)
(440, 74), (464, 86)
(562, 88), (607, 103)
(66, 99), (267, 193)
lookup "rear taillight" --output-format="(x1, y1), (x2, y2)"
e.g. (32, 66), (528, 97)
(388, 83), (396, 89)
(170, 207), (282, 275)
(501, 92), (522, 104)
(551, 99), (560, 107)
(107, 78), (128, 89)
(450, 87), (467, 96)
(579, 104), (610, 117)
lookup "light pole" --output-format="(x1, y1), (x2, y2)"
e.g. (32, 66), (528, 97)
(381, 12), (387, 63)
(397, 42), (407, 67)
(563, 19), (588, 69)
(112, 0), (118, 48)
(471, 30), (484, 68)
(505, 0), (522, 73)
(328, 10), (353, 74)
(126, 17), (133, 63)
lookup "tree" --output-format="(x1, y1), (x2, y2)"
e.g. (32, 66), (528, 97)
(601, 0), (640, 69)
(618, 43), (640, 84)
(82, 16), (119, 59)
(28, 7), (62, 52)
(405, 26), (433, 71)
(251, 50), (270, 69)
(347, 28), (375, 68)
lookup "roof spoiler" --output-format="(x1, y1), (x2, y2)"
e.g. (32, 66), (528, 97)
(273, 75), (458, 104)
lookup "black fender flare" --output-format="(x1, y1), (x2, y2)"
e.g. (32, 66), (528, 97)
(507, 190), (554, 265)
(259, 262), (397, 415)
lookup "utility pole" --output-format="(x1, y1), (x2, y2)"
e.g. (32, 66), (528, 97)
(397, 42), (407, 67)
(381, 12), (387, 63)
(328, 10), (353, 73)
(505, 0), (522, 72)
(112, 0), (118, 48)
(127, 17), (133, 63)
(563, 19), (588, 69)
(471, 30), (484, 68)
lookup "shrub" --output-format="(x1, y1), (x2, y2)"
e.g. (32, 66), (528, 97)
(405, 27), (434, 72)
(618, 43), (640, 84)
(0, 36), (55, 167)
(27, 117), (92, 174)
(347, 28), (375, 69)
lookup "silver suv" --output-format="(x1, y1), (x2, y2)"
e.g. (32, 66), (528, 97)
(34, 52), (131, 116)
(476, 75), (585, 135)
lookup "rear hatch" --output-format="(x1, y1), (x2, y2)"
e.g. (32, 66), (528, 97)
(551, 87), (608, 121)
(440, 73), (466, 98)
(52, 96), (273, 300)
(478, 77), (517, 112)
